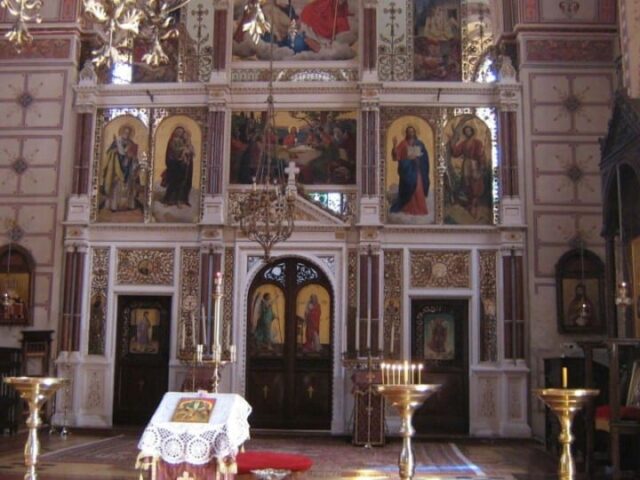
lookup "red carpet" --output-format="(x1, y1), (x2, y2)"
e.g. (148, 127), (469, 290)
(237, 450), (313, 474)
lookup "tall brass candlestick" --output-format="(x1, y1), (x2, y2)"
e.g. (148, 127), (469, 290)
(535, 386), (599, 480)
(378, 362), (434, 479)
(4, 377), (69, 480)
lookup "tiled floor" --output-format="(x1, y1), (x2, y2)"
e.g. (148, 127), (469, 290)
(0, 429), (562, 479)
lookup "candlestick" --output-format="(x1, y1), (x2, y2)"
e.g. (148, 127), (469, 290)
(213, 272), (223, 349)
(562, 367), (568, 389)
(366, 246), (372, 350)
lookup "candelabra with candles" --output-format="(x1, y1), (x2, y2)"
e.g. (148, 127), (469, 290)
(535, 367), (599, 480)
(377, 361), (440, 480)
(195, 272), (236, 393)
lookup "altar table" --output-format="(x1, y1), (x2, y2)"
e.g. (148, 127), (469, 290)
(137, 392), (252, 480)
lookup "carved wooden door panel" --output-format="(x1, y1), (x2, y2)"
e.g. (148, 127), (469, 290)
(113, 295), (171, 425)
(246, 258), (333, 429)
(411, 299), (469, 434)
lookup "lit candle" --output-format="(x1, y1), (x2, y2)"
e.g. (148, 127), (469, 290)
(404, 360), (409, 385)
(411, 364), (416, 385)
(418, 364), (423, 384)
(381, 363), (386, 384)
(562, 367), (568, 389)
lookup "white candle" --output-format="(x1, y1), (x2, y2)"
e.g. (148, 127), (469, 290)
(201, 306), (207, 348)
(418, 364), (423, 384)
(191, 310), (196, 348)
(404, 361), (409, 384)
(181, 321), (186, 350)
(390, 323), (395, 355)
(366, 250), (372, 350)
(411, 364), (416, 385)
(213, 272), (223, 348)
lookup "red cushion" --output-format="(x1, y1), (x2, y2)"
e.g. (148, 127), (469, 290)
(236, 451), (313, 474)
(595, 405), (640, 421)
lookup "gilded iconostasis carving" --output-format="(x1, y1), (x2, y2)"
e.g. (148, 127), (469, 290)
(92, 108), (208, 223)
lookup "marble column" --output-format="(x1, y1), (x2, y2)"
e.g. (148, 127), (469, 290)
(60, 246), (86, 352)
(502, 249), (524, 359)
(72, 113), (93, 195)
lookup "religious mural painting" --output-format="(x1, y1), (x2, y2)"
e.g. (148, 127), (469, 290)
(97, 115), (148, 223)
(232, 0), (359, 61)
(295, 283), (331, 356)
(152, 115), (203, 223)
(413, 0), (462, 81)
(230, 110), (357, 185)
(249, 283), (286, 356)
(385, 115), (435, 224)
(443, 114), (492, 224)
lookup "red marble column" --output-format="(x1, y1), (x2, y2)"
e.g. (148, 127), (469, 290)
(207, 110), (226, 194)
(213, 8), (227, 71)
(503, 251), (524, 359)
(60, 247), (86, 351)
(72, 113), (93, 194)
(360, 109), (378, 196)
(362, 6), (377, 72)
(499, 111), (518, 197)
(359, 249), (380, 354)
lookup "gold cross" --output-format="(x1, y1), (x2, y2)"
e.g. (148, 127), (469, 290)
(177, 471), (195, 480)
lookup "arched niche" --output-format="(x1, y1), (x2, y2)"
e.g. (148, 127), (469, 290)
(555, 248), (605, 335)
(0, 244), (35, 326)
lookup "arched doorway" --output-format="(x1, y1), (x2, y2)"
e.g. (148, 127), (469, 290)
(245, 257), (333, 430)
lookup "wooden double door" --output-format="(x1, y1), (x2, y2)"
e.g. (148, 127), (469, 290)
(113, 295), (171, 425)
(246, 258), (333, 430)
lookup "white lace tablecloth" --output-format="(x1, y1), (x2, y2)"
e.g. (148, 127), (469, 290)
(138, 392), (252, 465)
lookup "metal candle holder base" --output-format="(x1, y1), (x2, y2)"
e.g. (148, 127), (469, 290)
(535, 387), (599, 480)
(377, 384), (441, 480)
(4, 376), (69, 480)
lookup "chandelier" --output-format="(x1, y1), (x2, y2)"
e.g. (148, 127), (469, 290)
(1, 0), (187, 67)
(232, 27), (296, 261)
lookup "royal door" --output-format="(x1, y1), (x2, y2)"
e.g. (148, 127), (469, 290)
(246, 258), (333, 430)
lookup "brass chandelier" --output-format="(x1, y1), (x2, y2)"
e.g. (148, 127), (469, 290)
(232, 25), (296, 261)
(1, 0), (187, 67)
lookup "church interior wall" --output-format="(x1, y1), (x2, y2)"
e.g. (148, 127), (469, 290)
(0, 0), (627, 440)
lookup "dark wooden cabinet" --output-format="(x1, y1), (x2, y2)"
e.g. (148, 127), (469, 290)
(0, 347), (21, 434)
(21, 330), (53, 377)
